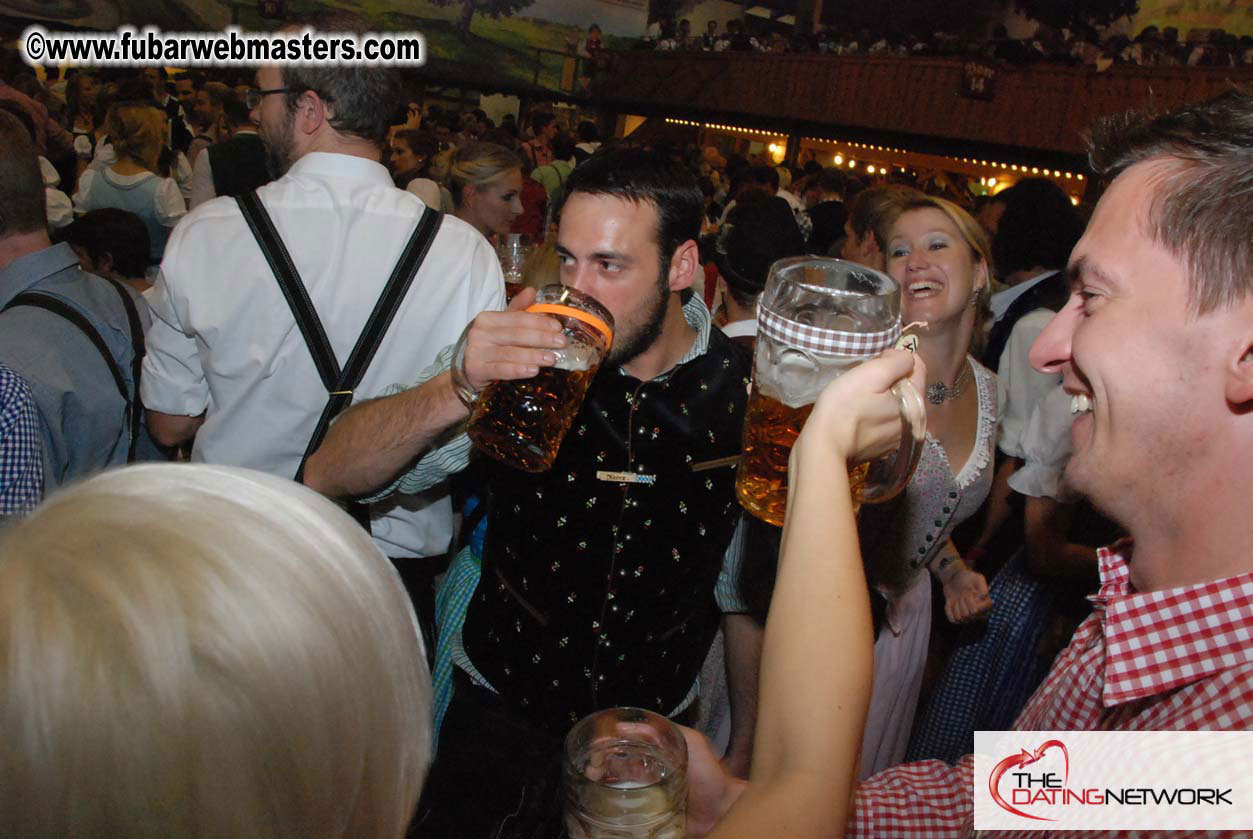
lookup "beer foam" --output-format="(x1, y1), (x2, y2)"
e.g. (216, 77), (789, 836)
(553, 342), (597, 372)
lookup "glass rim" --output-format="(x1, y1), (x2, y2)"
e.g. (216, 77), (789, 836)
(768, 255), (900, 294)
(563, 705), (688, 779)
(532, 284), (615, 344)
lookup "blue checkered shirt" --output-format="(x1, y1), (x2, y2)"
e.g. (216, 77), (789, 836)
(0, 362), (43, 516)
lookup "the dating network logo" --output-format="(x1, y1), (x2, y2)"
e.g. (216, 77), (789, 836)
(975, 731), (1251, 831)
(986, 735), (1233, 823)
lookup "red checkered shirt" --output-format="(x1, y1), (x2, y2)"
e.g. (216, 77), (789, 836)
(850, 546), (1253, 838)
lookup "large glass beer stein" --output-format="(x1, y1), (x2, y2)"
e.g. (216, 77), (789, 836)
(736, 257), (926, 526)
(467, 284), (614, 472)
(563, 707), (687, 839)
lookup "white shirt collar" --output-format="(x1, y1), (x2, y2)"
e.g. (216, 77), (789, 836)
(286, 151), (393, 187)
(720, 318), (757, 339)
(989, 270), (1057, 321)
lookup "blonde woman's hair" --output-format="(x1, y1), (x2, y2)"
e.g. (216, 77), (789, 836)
(0, 464), (431, 839)
(105, 101), (166, 172)
(426, 147), (454, 183)
(447, 140), (521, 205)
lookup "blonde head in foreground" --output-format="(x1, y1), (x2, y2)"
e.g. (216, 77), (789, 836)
(0, 464), (431, 839)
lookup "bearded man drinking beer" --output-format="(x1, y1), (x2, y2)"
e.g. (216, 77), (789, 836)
(305, 148), (759, 838)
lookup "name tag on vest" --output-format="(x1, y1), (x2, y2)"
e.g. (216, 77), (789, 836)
(596, 470), (656, 485)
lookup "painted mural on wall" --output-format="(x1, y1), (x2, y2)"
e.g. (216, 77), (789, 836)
(0, 0), (644, 92)
(1134, 0), (1253, 36)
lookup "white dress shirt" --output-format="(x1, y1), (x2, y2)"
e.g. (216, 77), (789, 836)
(995, 308), (1061, 459)
(39, 155), (72, 228)
(142, 151), (505, 558)
(188, 144), (215, 210)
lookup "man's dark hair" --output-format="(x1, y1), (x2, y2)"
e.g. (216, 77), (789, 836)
(178, 71), (205, 90)
(58, 209), (151, 279)
(115, 73), (160, 107)
(0, 100), (36, 144)
(717, 194), (806, 307)
(550, 132), (577, 161)
(221, 91), (252, 127)
(280, 67), (401, 147)
(388, 102), (411, 128)
(0, 110), (47, 237)
(991, 177), (1084, 276)
(812, 167), (848, 198)
(847, 184), (923, 250)
(743, 164), (779, 191)
(1089, 87), (1253, 314)
(478, 127), (518, 150)
(556, 147), (703, 280)
(577, 120), (599, 143)
(530, 111), (555, 135)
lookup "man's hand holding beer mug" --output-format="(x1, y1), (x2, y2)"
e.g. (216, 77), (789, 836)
(455, 286), (567, 394)
(454, 285), (615, 472)
(682, 349), (926, 839)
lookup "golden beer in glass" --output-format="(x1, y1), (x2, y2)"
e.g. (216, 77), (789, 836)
(736, 257), (924, 525)
(467, 285), (613, 472)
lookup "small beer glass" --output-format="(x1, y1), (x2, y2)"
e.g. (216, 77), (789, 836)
(467, 284), (614, 472)
(563, 707), (687, 839)
(497, 233), (533, 301)
(736, 257), (926, 526)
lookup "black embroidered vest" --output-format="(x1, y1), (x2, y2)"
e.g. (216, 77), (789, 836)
(464, 329), (752, 732)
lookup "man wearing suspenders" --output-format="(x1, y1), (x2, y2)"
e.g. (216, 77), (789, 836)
(141, 62), (504, 639)
(0, 111), (148, 495)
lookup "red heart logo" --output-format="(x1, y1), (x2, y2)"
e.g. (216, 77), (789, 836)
(988, 739), (1069, 821)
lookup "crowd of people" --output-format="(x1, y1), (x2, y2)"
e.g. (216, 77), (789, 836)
(1, 28), (1252, 839)
(642, 17), (1253, 69)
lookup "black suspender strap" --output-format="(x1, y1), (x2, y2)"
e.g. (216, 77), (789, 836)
(100, 277), (146, 462)
(235, 191), (444, 527)
(3, 291), (138, 460)
(237, 191), (340, 390)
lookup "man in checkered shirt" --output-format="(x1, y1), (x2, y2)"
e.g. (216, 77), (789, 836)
(689, 89), (1253, 839)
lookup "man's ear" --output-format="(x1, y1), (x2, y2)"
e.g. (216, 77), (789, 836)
(293, 89), (331, 137)
(1225, 333), (1253, 408)
(861, 234), (883, 266)
(97, 252), (114, 276)
(666, 238), (700, 293)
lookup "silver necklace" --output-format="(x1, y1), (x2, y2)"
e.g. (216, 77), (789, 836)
(927, 360), (972, 405)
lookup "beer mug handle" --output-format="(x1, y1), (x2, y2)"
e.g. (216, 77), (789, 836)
(859, 379), (927, 505)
